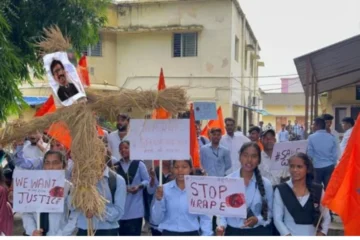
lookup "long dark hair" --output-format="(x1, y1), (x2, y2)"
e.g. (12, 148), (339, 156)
(0, 167), (5, 187)
(289, 152), (322, 228)
(239, 142), (268, 221)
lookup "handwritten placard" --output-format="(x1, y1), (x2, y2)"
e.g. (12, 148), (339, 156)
(193, 102), (217, 120)
(128, 119), (190, 160)
(185, 175), (247, 218)
(13, 170), (65, 213)
(270, 140), (308, 170)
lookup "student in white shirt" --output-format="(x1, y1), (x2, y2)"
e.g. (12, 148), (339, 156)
(22, 150), (78, 236)
(220, 118), (250, 173)
(273, 153), (331, 236)
(277, 124), (289, 142)
(258, 129), (290, 186)
(321, 114), (340, 159)
(340, 117), (354, 157)
(107, 113), (129, 162)
(216, 142), (273, 236)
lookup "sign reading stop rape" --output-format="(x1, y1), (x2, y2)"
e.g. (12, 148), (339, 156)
(13, 170), (65, 213)
(128, 119), (190, 160)
(185, 175), (247, 218)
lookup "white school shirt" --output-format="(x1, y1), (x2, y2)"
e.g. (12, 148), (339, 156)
(107, 131), (128, 162)
(22, 180), (78, 236)
(220, 133), (250, 174)
(273, 180), (331, 236)
(16, 141), (49, 170)
(340, 127), (353, 157)
(258, 151), (290, 186)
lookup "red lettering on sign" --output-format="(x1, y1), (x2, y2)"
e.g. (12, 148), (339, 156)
(15, 177), (29, 188)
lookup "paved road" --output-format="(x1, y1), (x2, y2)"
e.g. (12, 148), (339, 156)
(13, 213), (343, 236)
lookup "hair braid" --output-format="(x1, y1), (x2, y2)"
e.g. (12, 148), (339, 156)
(254, 166), (268, 220)
(306, 175), (322, 229)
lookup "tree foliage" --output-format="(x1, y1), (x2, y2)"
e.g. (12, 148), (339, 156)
(0, 0), (110, 121)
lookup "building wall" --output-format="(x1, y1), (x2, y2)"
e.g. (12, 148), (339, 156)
(322, 85), (360, 133)
(87, 33), (117, 86)
(90, 0), (251, 122)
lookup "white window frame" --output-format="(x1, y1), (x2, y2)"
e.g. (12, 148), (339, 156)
(172, 32), (198, 58)
(83, 35), (102, 57)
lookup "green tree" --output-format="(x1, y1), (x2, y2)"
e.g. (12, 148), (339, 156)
(0, 0), (110, 121)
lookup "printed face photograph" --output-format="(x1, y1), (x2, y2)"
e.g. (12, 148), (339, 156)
(44, 52), (86, 106)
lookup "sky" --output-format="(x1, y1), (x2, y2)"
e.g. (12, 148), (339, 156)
(239, 0), (360, 92)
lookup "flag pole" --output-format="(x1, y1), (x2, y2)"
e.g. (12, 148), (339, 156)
(314, 210), (324, 235)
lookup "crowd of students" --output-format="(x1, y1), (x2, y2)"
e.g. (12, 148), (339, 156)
(0, 112), (350, 236)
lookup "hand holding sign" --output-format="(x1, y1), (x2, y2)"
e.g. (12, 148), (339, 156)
(185, 175), (247, 218)
(271, 140), (308, 170)
(155, 186), (164, 201)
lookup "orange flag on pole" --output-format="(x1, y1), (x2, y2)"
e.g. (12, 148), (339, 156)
(322, 114), (360, 236)
(190, 104), (200, 168)
(151, 68), (171, 119)
(78, 55), (90, 87)
(34, 95), (56, 117)
(201, 106), (225, 137)
(152, 68), (171, 167)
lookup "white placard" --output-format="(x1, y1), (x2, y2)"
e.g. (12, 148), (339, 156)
(13, 170), (65, 213)
(128, 119), (190, 160)
(270, 140), (308, 170)
(185, 175), (247, 218)
(43, 51), (86, 107)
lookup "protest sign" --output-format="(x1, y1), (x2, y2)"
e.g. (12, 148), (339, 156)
(13, 170), (65, 213)
(128, 119), (190, 160)
(193, 102), (217, 120)
(185, 175), (247, 218)
(270, 140), (308, 170)
(43, 52), (86, 107)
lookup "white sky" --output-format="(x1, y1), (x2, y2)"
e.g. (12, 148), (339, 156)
(239, 0), (360, 92)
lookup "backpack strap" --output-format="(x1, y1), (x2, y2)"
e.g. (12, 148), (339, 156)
(114, 160), (140, 185)
(200, 136), (206, 145)
(311, 183), (323, 206)
(108, 169), (117, 204)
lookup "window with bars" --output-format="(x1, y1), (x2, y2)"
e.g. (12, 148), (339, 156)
(173, 33), (198, 57)
(83, 36), (102, 57)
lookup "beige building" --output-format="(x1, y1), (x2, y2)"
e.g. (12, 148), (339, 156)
(18, 0), (264, 131)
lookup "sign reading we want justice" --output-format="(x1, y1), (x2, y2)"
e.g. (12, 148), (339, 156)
(13, 170), (66, 213)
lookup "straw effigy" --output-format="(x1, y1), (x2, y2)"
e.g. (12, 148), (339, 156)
(0, 25), (189, 235)
(0, 87), (188, 219)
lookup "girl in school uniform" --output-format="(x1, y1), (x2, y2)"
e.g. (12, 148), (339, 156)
(273, 153), (331, 236)
(0, 167), (13, 236)
(152, 160), (213, 236)
(148, 160), (173, 236)
(114, 140), (152, 236)
(22, 150), (78, 236)
(216, 142), (273, 236)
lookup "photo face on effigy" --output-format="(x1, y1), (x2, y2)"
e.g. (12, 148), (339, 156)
(44, 51), (87, 106)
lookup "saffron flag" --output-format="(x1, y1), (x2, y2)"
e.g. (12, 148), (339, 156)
(151, 68), (171, 119)
(201, 106), (226, 137)
(190, 104), (200, 168)
(322, 114), (360, 236)
(34, 95), (56, 117)
(152, 68), (171, 167)
(78, 55), (90, 87)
